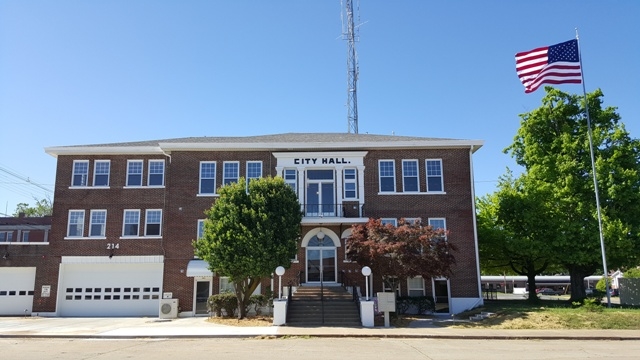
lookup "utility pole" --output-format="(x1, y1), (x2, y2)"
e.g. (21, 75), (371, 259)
(342, 0), (359, 134)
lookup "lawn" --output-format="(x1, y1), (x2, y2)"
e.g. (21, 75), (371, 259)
(448, 300), (640, 330)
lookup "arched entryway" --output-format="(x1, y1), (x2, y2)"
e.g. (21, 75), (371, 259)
(302, 228), (340, 284)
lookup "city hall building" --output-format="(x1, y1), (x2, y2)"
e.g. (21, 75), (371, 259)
(2, 133), (484, 317)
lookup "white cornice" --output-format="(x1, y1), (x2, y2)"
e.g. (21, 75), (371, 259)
(45, 146), (164, 157)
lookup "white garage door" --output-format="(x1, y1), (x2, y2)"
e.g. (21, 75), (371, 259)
(0, 267), (36, 316)
(58, 260), (163, 317)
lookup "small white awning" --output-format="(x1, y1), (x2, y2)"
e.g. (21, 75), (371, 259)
(186, 260), (213, 277)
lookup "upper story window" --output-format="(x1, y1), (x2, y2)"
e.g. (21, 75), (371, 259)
(0, 231), (14, 242)
(426, 159), (444, 192)
(21, 231), (29, 242)
(72, 160), (89, 187)
(122, 210), (140, 237)
(246, 161), (262, 187)
(379, 160), (396, 193)
(343, 168), (357, 199)
(89, 210), (107, 237)
(67, 210), (85, 237)
(223, 161), (239, 185)
(148, 160), (165, 186)
(284, 169), (297, 194)
(402, 160), (419, 192)
(127, 160), (143, 186)
(199, 162), (216, 195)
(93, 160), (110, 187)
(145, 209), (162, 236)
(429, 218), (447, 241)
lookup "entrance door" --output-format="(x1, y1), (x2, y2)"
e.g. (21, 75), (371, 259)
(305, 170), (335, 216)
(195, 280), (210, 316)
(305, 232), (337, 283)
(433, 279), (450, 313)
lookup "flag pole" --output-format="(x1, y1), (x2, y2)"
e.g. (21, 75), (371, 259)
(575, 29), (611, 307)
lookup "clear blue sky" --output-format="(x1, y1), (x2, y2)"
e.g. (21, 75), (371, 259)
(1, 1), (639, 215)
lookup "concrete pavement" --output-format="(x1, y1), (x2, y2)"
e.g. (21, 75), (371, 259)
(1, 316), (639, 340)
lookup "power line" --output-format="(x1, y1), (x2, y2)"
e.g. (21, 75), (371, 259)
(0, 165), (53, 194)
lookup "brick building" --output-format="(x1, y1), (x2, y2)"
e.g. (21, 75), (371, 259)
(37, 133), (484, 317)
(0, 213), (52, 315)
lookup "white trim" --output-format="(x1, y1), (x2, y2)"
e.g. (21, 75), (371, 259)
(93, 160), (111, 187)
(378, 159), (396, 193)
(246, 161), (263, 187)
(147, 159), (165, 187)
(407, 276), (426, 297)
(469, 147), (484, 303)
(377, 192), (447, 195)
(89, 209), (107, 238)
(122, 209), (140, 237)
(186, 260), (213, 277)
(71, 160), (89, 187)
(65, 236), (106, 240)
(402, 159), (420, 193)
(300, 227), (340, 248)
(425, 159), (444, 193)
(126, 159), (144, 187)
(144, 209), (163, 237)
(67, 209), (85, 238)
(380, 218), (397, 227)
(0, 242), (49, 246)
(199, 161), (217, 195)
(223, 161), (239, 185)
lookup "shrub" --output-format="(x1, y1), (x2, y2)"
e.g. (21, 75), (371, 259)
(207, 292), (238, 317)
(624, 268), (640, 279)
(249, 294), (269, 316)
(595, 277), (612, 293)
(394, 296), (435, 315)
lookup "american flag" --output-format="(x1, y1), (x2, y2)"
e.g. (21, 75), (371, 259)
(515, 39), (582, 94)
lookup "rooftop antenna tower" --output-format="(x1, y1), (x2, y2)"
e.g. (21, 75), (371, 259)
(342, 0), (359, 134)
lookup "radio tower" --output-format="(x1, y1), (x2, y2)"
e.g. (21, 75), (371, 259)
(342, 0), (359, 134)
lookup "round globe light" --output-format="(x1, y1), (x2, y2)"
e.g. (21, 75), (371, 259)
(362, 266), (371, 277)
(275, 266), (285, 276)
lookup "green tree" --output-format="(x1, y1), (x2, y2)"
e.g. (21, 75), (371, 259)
(346, 218), (456, 294)
(623, 268), (640, 279)
(506, 87), (640, 301)
(477, 170), (560, 302)
(193, 176), (302, 319)
(13, 197), (53, 217)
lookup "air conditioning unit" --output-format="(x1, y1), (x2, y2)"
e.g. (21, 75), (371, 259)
(159, 298), (179, 319)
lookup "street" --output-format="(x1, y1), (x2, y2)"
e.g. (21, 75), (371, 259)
(3, 337), (637, 360)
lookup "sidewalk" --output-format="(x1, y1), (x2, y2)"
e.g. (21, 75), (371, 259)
(1, 316), (639, 340)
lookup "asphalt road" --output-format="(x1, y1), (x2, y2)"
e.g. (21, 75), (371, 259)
(3, 338), (637, 360)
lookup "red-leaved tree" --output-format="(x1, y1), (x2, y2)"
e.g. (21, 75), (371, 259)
(346, 218), (457, 293)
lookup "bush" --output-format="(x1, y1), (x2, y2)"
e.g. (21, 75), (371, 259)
(395, 296), (435, 315)
(624, 268), (640, 279)
(249, 294), (269, 316)
(595, 277), (612, 293)
(207, 292), (238, 317)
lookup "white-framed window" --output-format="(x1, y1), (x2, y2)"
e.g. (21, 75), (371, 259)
(93, 160), (110, 187)
(426, 159), (444, 192)
(148, 160), (165, 186)
(381, 218), (397, 227)
(197, 219), (205, 239)
(220, 277), (261, 295)
(21, 231), (29, 242)
(428, 218), (447, 240)
(403, 218), (421, 226)
(199, 161), (216, 195)
(246, 161), (262, 187)
(382, 277), (401, 296)
(72, 160), (89, 187)
(343, 168), (357, 199)
(0, 231), (14, 242)
(407, 276), (426, 297)
(89, 210), (107, 237)
(122, 210), (140, 237)
(284, 169), (297, 194)
(223, 161), (239, 185)
(67, 210), (85, 237)
(126, 160), (143, 186)
(379, 160), (395, 193)
(145, 209), (162, 236)
(402, 160), (419, 192)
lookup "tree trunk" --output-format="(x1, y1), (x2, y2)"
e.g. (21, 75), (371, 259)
(567, 265), (596, 303)
(526, 272), (539, 303)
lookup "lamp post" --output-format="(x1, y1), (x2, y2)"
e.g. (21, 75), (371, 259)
(275, 266), (285, 300)
(362, 266), (371, 300)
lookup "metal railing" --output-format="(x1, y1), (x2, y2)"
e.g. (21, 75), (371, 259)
(301, 203), (364, 218)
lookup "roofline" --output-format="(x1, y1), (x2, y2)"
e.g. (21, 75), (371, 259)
(45, 140), (484, 157)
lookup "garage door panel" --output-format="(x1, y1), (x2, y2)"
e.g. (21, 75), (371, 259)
(0, 267), (36, 316)
(59, 263), (163, 317)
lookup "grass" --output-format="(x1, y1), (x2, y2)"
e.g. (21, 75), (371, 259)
(448, 300), (640, 330)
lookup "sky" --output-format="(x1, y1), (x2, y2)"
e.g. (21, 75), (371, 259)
(1, 1), (639, 216)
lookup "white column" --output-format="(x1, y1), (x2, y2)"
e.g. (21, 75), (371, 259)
(335, 166), (344, 216)
(357, 165), (366, 217)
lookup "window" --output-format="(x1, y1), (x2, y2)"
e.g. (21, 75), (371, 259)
(246, 161), (262, 187)
(127, 160), (143, 186)
(343, 168), (357, 199)
(284, 169), (297, 194)
(382, 277), (401, 296)
(379, 160), (395, 192)
(93, 160), (110, 186)
(21, 231), (29, 242)
(122, 210), (140, 237)
(402, 160), (419, 192)
(403, 218), (421, 226)
(0, 232), (13, 242)
(381, 218), (397, 227)
(89, 210), (107, 237)
(426, 159), (444, 192)
(72, 160), (89, 187)
(197, 219), (205, 239)
(67, 210), (85, 237)
(148, 160), (165, 186)
(145, 209), (162, 236)
(429, 218), (447, 239)
(220, 277), (260, 294)
(223, 162), (239, 185)
(199, 162), (216, 195)
(407, 277), (426, 297)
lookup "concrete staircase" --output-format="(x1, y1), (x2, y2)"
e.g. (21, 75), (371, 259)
(287, 285), (361, 327)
